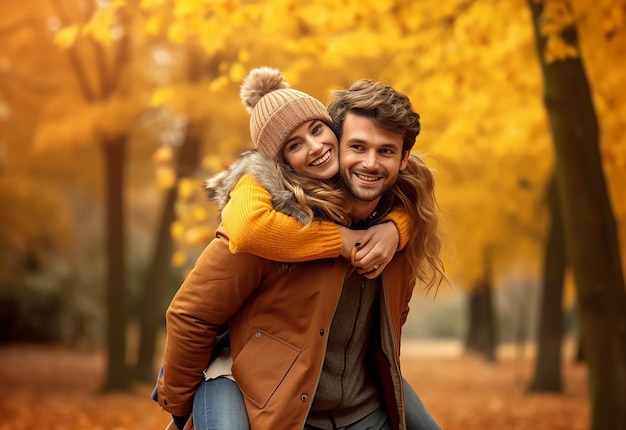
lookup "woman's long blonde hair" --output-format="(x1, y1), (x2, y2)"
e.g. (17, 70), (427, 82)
(275, 157), (348, 229)
(393, 153), (445, 291)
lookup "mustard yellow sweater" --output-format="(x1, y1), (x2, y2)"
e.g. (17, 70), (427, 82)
(221, 174), (411, 262)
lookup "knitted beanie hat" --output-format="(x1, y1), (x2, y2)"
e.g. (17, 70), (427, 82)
(240, 67), (332, 159)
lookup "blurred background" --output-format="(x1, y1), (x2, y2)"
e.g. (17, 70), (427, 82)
(0, 0), (625, 429)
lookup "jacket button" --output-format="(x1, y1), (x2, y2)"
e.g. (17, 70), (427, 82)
(319, 329), (324, 336)
(255, 331), (261, 338)
(301, 394), (308, 402)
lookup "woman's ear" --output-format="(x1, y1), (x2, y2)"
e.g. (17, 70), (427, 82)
(399, 150), (410, 170)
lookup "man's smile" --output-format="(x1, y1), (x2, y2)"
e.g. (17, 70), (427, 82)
(354, 172), (382, 182)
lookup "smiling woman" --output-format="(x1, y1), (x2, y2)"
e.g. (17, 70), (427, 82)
(280, 119), (339, 180)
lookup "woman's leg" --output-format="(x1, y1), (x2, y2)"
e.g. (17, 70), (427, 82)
(192, 377), (250, 430)
(403, 378), (441, 430)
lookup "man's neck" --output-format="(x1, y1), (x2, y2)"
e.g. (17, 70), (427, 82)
(349, 199), (380, 224)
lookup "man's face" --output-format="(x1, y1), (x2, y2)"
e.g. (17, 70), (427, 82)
(339, 113), (409, 205)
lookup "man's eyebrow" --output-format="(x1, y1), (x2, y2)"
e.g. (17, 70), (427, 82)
(380, 143), (402, 150)
(344, 136), (367, 144)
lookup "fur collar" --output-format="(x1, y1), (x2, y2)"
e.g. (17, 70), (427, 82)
(205, 150), (310, 224)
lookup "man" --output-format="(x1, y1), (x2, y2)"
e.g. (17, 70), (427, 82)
(301, 80), (444, 430)
(158, 79), (444, 430)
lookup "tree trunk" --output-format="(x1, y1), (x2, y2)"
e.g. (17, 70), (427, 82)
(528, 174), (566, 392)
(527, 2), (626, 428)
(574, 331), (585, 364)
(101, 136), (129, 392)
(465, 247), (497, 362)
(133, 134), (202, 382)
(465, 285), (497, 362)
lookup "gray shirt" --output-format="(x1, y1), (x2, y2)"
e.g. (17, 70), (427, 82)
(306, 270), (382, 429)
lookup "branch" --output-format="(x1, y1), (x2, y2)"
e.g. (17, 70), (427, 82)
(48, 0), (97, 101)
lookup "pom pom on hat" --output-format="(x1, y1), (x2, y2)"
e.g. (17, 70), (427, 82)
(240, 67), (290, 113)
(240, 67), (331, 159)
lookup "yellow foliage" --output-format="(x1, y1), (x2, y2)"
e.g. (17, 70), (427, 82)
(152, 146), (174, 165)
(197, 19), (227, 55)
(82, 9), (117, 47)
(238, 49), (250, 63)
(539, 0), (576, 36)
(170, 221), (185, 241)
(140, 0), (165, 8)
(144, 15), (164, 35)
(192, 207), (208, 222)
(54, 26), (79, 49)
(154, 166), (177, 189)
(168, 21), (188, 43)
(539, 0), (579, 63)
(545, 35), (579, 62)
(209, 75), (229, 93)
(10, 0), (626, 288)
(171, 250), (188, 267)
(183, 225), (215, 247)
(229, 63), (247, 82)
(203, 154), (232, 173)
(173, 0), (204, 19)
(178, 178), (197, 200)
(151, 88), (176, 107)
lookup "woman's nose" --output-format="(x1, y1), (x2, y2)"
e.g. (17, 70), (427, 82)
(307, 137), (325, 153)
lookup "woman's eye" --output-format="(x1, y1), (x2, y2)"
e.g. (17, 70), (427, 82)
(312, 124), (323, 135)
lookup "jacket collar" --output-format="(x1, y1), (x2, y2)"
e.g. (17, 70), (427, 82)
(349, 194), (395, 230)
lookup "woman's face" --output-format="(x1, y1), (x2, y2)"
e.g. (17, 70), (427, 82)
(281, 120), (339, 179)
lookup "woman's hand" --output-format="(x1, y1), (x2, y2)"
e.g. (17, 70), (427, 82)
(340, 223), (400, 279)
(338, 226), (362, 259)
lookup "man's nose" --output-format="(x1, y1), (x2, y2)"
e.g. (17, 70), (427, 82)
(361, 150), (378, 170)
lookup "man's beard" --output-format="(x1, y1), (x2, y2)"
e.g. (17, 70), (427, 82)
(341, 170), (386, 202)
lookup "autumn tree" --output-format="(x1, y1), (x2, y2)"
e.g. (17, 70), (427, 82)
(527, 1), (626, 428)
(0, 1), (94, 345)
(20, 0), (167, 391)
(528, 174), (567, 392)
(465, 246), (497, 362)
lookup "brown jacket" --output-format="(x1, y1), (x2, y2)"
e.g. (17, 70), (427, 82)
(158, 225), (415, 430)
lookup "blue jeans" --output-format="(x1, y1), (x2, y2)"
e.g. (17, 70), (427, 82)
(305, 407), (392, 430)
(192, 377), (439, 430)
(403, 378), (441, 430)
(193, 377), (250, 430)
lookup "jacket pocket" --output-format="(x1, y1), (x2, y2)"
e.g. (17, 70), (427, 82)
(232, 329), (300, 409)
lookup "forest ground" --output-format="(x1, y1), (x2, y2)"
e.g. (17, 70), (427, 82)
(0, 342), (589, 430)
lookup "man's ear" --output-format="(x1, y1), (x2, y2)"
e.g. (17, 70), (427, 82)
(399, 150), (410, 170)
